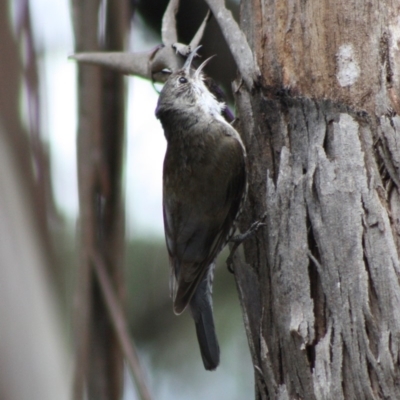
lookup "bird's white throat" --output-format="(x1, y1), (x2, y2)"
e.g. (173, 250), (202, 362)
(193, 78), (225, 120)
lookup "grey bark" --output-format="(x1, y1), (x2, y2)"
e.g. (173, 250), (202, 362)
(230, 1), (400, 399)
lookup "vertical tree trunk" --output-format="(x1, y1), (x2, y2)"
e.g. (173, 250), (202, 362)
(72, 0), (129, 399)
(233, 1), (400, 399)
(0, 1), (69, 398)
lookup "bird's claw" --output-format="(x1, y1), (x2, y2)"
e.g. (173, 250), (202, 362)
(226, 212), (267, 273)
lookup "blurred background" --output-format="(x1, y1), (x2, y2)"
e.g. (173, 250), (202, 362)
(0, 0), (252, 398)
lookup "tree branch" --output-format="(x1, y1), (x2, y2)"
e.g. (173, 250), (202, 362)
(203, 0), (259, 89)
(70, 0), (212, 82)
(90, 250), (153, 400)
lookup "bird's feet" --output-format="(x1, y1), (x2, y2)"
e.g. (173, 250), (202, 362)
(226, 212), (267, 272)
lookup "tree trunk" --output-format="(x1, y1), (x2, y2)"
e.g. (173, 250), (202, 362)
(233, 1), (400, 399)
(72, 0), (129, 399)
(0, 2), (69, 398)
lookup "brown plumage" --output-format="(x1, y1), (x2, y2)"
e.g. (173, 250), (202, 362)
(156, 49), (247, 370)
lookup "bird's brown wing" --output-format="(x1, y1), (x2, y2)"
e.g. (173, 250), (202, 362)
(163, 121), (246, 314)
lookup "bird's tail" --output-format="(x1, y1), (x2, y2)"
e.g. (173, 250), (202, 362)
(189, 271), (220, 370)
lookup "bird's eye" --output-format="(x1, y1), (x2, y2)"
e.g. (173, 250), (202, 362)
(179, 76), (187, 84)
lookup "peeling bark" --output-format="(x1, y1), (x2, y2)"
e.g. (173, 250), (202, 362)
(235, 91), (400, 399)
(231, 1), (400, 398)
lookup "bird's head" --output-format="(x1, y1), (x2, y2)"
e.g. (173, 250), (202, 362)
(156, 47), (222, 119)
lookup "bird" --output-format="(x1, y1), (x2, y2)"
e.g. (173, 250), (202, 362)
(155, 47), (247, 371)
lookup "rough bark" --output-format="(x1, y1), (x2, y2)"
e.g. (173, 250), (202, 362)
(233, 1), (400, 399)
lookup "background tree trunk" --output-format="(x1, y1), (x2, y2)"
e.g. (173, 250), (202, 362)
(0, 1), (70, 398)
(233, 1), (400, 399)
(72, 0), (129, 399)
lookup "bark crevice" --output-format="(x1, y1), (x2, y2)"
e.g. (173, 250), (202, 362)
(234, 89), (400, 398)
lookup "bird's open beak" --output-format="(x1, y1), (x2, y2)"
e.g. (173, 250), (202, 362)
(194, 55), (216, 80)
